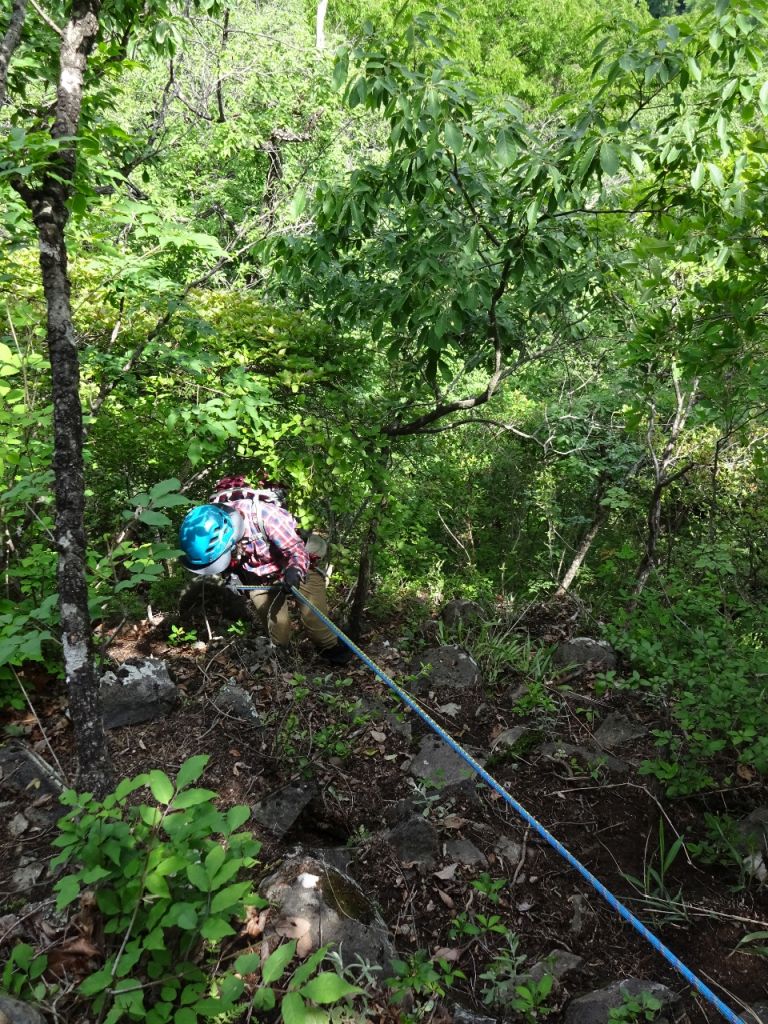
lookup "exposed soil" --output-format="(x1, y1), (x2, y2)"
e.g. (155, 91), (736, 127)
(2, 598), (767, 1023)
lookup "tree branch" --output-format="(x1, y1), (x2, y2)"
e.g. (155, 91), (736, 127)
(0, 0), (28, 107)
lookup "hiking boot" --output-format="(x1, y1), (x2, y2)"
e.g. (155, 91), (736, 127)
(319, 641), (353, 666)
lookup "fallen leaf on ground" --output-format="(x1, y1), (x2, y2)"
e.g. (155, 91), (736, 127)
(370, 730), (386, 743)
(437, 703), (461, 718)
(442, 815), (468, 829)
(433, 946), (461, 961)
(437, 889), (454, 909)
(434, 863), (458, 881)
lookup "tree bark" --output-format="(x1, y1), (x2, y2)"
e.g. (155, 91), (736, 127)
(315, 0), (328, 51)
(0, 0), (28, 107)
(17, 0), (113, 794)
(555, 506), (608, 597)
(348, 494), (387, 642)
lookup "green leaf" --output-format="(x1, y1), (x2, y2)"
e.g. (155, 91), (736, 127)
(235, 952), (262, 974)
(147, 770), (174, 804)
(138, 509), (172, 528)
(80, 966), (114, 996)
(172, 788), (218, 810)
(187, 863), (211, 891)
(281, 991), (307, 1024)
(707, 162), (725, 189)
(149, 477), (182, 499)
(210, 882), (252, 913)
(332, 52), (349, 92)
(495, 128), (515, 167)
(199, 917), (236, 941)
(444, 122), (463, 155)
(299, 973), (362, 1004)
(55, 875), (80, 910)
(759, 80), (768, 114)
(599, 141), (619, 176)
(252, 987), (276, 1011)
(174, 1010), (197, 1024)
(262, 940), (296, 984)
(691, 162), (705, 190)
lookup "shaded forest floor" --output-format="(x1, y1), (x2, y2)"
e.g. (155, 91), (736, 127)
(2, 596), (767, 1023)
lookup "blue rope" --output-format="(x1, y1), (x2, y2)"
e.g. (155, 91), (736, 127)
(264, 585), (746, 1024)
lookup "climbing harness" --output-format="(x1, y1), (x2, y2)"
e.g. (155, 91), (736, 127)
(232, 582), (747, 1024)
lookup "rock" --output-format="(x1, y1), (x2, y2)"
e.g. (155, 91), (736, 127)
(100, 658), (178, 728)
(553, 638), (618, 673)
(410, 734), (479, 790)
(526, 949), (585, 985)
(10, 858), (44, 892)
(410, 646), (481, 693)
(9, 813), (29, 837)
(387, 816), (439, 868)
(568, 894), (591, 937)
(738, 808), (768, 852)
(539, 741), (629, 775)
(491, 726), (535, 752)
(261, 855), (394, 974)
(564, 979), (683, 1024)
(252, 782), (317, 838)
(420, 619), (442, 642)
(212, 681), (260, 723)
(593, 713), (647, 750)
(749, 1002), (768, 1024)
(451, 1008), (498, 1024)
(443, 838), (487, 867)
(0, 744), (64, 825)
(441, 600), (484, 629)
(315, 848), (355, 874)
(494, 837), (525, 866)
(0, 995), (47, 1024)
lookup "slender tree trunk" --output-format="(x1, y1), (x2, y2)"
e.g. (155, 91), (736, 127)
(16, 0), (113, 794)
(0, 0), (28, 107)
(348, 495), (387, 642)
(556, 507), (609, 597)
(628, 376), (699, 611)
(215, 8), (229, 122)
(316, 0), (328, 50)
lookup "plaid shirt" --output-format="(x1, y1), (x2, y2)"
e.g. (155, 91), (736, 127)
(209, 485), (309, 581)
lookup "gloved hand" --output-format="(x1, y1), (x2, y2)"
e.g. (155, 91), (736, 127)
(282, 566), (303, 593)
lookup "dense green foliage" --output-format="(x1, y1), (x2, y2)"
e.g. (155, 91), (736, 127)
(1, 0), (767, 799)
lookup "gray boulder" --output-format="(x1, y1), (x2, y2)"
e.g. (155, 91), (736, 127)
(593, 713), (647, 750)
(410, 734), (479, 790)
(212, 681), (260, 723)
(260, 855), (394, 974)
(526, 949), (585, 986)
(252, 781), (317, 838)
(444, 838), (487, 867)
(0, 995), (47, 1024)
(539, 741), (629, 776)
(410, 646), (480, 693)
(387, 816), (438, 868)
(441, 600), (485, 629)
(564, 979), (684, 1024)
(100, 658), (178, 728)
(553, 638), (618, 673)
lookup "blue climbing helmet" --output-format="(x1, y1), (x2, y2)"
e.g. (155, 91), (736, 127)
(179, 504), (244, 575)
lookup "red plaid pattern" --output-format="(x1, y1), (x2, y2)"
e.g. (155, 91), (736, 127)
(209, 487), (309, 580)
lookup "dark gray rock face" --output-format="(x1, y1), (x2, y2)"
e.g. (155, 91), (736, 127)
(410, 646), (480, 693)
(593, 712), (647, 750)
(410, 734), (479, 790)
(553, 638), (618, 673)
(387, 815), (439, 867)
(100, 658), (178, 728)
(564, 979), (684, 1024)
(441, 599), (484, 628)
(260, 855), (394, 973)
(444, 838), (487, 867)
(251, 782), (317, 838)
(0, 994), (47, 1024)
(539, 741), (629, 776)
(212, 681), (260, 723)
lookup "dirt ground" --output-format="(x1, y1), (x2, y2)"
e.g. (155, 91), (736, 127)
(1, 597), (767, 1023)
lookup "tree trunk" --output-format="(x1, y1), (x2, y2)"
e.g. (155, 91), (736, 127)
(0, 0), (28, 107)
(555, 506), (609, 597)
(347, 495), (387, 642)
(316, 0), (328, 51)
(17, 0), (113, 794)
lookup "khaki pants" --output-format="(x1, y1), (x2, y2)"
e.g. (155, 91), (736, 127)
(248, 569), (336, 651)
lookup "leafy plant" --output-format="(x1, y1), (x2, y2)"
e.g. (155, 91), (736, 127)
(1, 942), (48, 1001)
(51, 755), (264, 1023)
(607, 990), (663, 1023)
(167, 625), (198, 646)
(386, 951), (466, 1011)
(620, 821), (689, 926)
